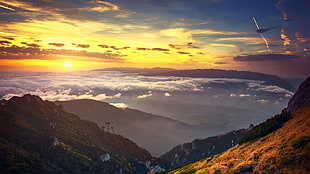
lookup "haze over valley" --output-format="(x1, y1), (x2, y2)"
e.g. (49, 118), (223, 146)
(0, 69), (300, 156)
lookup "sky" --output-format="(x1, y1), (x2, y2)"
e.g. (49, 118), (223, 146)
(0, 0), (310, 77)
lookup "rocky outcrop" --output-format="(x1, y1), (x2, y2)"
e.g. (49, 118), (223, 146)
(285, 76), (310, 112)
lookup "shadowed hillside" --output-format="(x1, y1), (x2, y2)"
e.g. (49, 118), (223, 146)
(161, 129), (247, 169)
(56, 99), (219, 156)
(0, 94), (169, 174)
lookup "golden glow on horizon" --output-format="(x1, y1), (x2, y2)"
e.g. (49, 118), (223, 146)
(0, 17), (233, 72)
(63, 61), (72, 67)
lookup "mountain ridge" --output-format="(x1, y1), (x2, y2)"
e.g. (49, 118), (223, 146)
(143, 69), (295, 92)
(0, 94), (169, 173)
(55, 99), (215, 157)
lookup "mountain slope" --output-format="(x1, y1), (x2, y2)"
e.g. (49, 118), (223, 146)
(56, 99), (206, 156)
(161, 129), (247, 168)
(286, 76), (310, 112)
(0, 94), (168, 174)
(166, 77), (310, 174)
(167, 104), (310, 174)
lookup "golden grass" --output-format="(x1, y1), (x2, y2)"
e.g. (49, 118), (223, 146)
(168, 104), (310, 174)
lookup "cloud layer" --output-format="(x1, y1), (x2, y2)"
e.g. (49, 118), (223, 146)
(0, 71), (294, 102)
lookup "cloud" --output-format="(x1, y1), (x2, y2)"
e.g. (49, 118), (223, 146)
(213, 61), (227, 65)
(110, 103), (128, 109)
(215, 37), (263, 44)
(234, 54), (300, 61)
(98, 44), (109, 48)
(280, 28), (291, 46)
(248, 82), (294, 95)
(3, 37), (15, 41)
(75, 44), (90, 48)
(136, 47), (170, 52)
(151, 48), (170, 51)
(98, 44), (130, 50)
(137, 91), (153, 99)
(137, 47), (149, 50)
(169, 43), (200, 50)
(239, 94), (250, 97)
(49, 43), (65, 47)
(275, 0), (289, 22)
(229, 93), (251, 97)
(168, 44), (181, 49)
(256, 99), (269, 104)
(0, 45), (124, 61)
(210, 43), (243, 52)
(80, 0), (120, 12)
(160, 28), (192, 42)
(0, 87), (122, 101)
(295, 32), (310, 43)
(0, 40), (12, 45)
(191, 29), (245, 36)
(178, 51), (190, 54)
(0, 71), (294, 103)
(164, 92), (171, 97)
(187, 42), (200, 49)
(20, 42), (41, 48)
(230, 94), (237, 97)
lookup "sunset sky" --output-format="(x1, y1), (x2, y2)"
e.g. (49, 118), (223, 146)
(0, 0), (309, 77)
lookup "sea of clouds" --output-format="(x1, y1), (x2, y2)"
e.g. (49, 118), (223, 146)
(0, 70), (293, 102)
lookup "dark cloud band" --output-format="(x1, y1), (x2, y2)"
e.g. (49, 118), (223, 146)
(234, 54), (300, 61)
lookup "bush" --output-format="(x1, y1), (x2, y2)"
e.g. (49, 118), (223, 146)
(239, 111), (291, 144)
(292, 136), (310, 149)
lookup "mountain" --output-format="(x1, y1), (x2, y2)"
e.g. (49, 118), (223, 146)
(144, 69), (296, 91)
(0, 94), (168, 174)
(285, 76), (310, 112)
(160, 128), (247, 168)
(165, 77), (310, 174)
(93, 67), (175, 73)
(55, 99), (205, 157)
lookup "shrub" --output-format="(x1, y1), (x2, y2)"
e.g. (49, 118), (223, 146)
(239, 111), (291, 144)
(292, 136), (310, 149)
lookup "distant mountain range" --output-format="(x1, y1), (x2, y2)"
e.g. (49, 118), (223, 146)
(143, 69), (296, 91)
(55, 100), (222, 157)
(165, 77), (310, 174)
(0, 94), (169, 174)
(96, 68), (298, 92)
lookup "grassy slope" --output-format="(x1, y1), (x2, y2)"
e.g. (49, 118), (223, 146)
(168, 104), (310, 174)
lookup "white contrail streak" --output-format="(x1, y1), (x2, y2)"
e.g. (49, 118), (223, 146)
(253, 16), (260, 30)
(253, 16), (272, 53)
(260, 33), (272, 53)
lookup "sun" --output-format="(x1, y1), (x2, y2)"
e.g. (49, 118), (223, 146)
(63, 61), (72, 67)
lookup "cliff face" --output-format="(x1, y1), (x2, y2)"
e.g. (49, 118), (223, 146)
(286, 76), (310, 112)
(0, 94), (168, 174)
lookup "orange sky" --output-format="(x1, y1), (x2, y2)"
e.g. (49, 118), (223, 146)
(0, 0), (309, 77)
